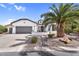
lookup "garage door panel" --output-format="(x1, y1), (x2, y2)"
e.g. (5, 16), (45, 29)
(16, 26), (32, 34)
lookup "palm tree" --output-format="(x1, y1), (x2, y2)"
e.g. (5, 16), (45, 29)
(41, 3), (79, 37)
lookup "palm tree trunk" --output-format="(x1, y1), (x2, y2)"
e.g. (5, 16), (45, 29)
(57, 23), (65, 37)
(57, 22), (71, 43)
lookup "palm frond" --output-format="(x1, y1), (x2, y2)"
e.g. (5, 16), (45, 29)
(41, 12), (56, 18)
(41, 3), (79, 28)
(60, 3), (73, 15)
(50, 4), (60, 17)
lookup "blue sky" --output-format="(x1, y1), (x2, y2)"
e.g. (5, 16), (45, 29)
(0, 3), (53, 25)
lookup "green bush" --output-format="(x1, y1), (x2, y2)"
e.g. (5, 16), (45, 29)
(0, 30), (3, 34)
(64, 21), (78, 34)
(48, 34), (54, 38)
(74, 28), (79, 33)
(48, 32), (54, 38)
(64, 28), (73, 34)
(31, 36), (38, 44)
(0, 25), (7, 34)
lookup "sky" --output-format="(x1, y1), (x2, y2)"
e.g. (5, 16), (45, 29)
(0, 3), (53, 25)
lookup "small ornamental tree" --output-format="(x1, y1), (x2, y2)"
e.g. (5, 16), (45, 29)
(0, 25), (7, 34)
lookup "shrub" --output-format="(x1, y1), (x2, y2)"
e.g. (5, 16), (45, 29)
(0, 30), (3, 34)
(0, 25), (7, 34)
(64, 28), (73, 34)
(31, 36), (38, 44)
(48, 32), (55, 38)
(48, 34), (54, 38)
(74, 28), (79, 33)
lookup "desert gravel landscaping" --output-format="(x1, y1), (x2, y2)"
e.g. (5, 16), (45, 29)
(19, 34), (79, 56)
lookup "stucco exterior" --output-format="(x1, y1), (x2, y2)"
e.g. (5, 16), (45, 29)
(6, 18), (57, 34)
(6, 19), (38, 34)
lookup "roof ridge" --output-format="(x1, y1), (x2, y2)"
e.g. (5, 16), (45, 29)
(10, 18), (39, 25)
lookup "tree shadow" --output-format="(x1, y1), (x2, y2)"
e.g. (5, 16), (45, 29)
(38, 51), (56, 56)
(16, 39), (27, 41)
(9, 39), (30, 47)
(9, 42), (27, 47)
(19, 51), (55, 56)
(53, 47), (78, 53)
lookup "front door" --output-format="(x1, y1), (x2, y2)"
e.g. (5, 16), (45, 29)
(9, 28), (12, 34)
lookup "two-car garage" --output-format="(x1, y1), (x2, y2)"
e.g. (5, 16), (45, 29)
(7, 18), (38, 34)
(9, 26), (32, 34)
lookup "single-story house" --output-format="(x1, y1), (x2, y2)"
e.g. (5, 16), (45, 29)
(6, 18), (38, 34)
(6, 18), (57, 34)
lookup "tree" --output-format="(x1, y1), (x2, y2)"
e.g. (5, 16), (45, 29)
(0, 25), (7, 34)
(41, 3), (79, 37)
(64, 19), (79, 34)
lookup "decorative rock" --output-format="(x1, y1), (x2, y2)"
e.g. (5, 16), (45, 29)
(63, 35), (71, 43)
(59, 35), (71, 44)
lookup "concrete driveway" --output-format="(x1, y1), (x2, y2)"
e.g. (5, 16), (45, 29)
(0, 34), (29, 56)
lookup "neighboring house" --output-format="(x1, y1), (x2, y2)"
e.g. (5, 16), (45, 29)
(6, 18), (38, 34)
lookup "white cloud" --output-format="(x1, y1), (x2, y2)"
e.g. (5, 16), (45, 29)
(8, 19), (13, 21)
(0, 4), (6, 8)
(0, 4), (26, 12)
(7, 19), (14, 24)
(14, 5), (26, 11)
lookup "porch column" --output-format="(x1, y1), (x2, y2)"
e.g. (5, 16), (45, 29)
(50, 26), (52, 31)
(12, 27), (16, 34)
(7, 27), (9, 33)
(33, 26), (37, 32)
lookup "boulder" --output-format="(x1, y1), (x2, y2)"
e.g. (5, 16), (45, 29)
(59, 35), (71, 44)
